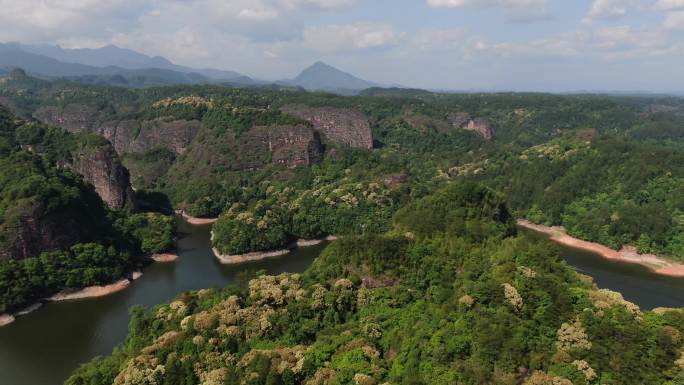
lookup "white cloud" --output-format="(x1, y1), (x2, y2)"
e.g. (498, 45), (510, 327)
(474, 25), (671, 59)
(585, 0), (634, 21)
(476, 32), (583, 57)
(427, 0), (544, 7)
(236, 7), (279, 21)
(282, 0), (355, 10)
(302, 23), (400, 52)
(411, 28), (469, 52)
(653, 0), (684, 11)
(426, 0), (550, 21)
(664, 10), (684, 29)
(0, 0), (145, 41)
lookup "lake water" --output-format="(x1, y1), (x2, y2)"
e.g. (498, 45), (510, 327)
(1, 222), (684, 385)
(0, 219), (327, 385)
(528, 231), (684, 310)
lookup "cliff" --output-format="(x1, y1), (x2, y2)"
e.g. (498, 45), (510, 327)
(72, 143), (135, 209)
(166, 124), (323, 180)
(34, 104), (201, 156)
(1, 203), (98, 260)
(447, 112), (496, 140)
(281, 104), (373, 149)
(99, 118), (201, 155)
(33, 103), (100, 133)
(249, 125), (323, 168)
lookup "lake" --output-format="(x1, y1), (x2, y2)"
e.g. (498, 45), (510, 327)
(1, 222), (683, 385)
(0, 219), (327, 385)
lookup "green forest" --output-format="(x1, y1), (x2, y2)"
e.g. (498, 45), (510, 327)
(65, 184), (684, 385)
(0, 105), (176, 314)
(0, 71), (683, 384)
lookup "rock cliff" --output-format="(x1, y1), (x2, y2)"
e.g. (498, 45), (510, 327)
(99, 119), (201, 155)
(72, 144), (135, 209)
(1, 204), (96, 260)
(281, 104), (373, 149)
(250, 125), (323, 168)
(447, 112), (496, 140)
(33, 103), (100, 133)
(163, 124), (323, 185)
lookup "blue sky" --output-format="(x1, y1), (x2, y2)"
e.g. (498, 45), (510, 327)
(1, 0), (683, 92)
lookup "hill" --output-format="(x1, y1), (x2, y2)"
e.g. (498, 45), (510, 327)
(284, 61), (376, 94)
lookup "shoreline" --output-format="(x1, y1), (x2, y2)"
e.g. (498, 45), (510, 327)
(151, 253), (179, 262)
(0, 267), (150, 328)
(48, 272), (141, 302)
(0, 218), (190, 327)
(211, 231), (337, 265)
(518, 219), (684, 278)
(175, 210), (218, 225)
(213, 247), (291, 264)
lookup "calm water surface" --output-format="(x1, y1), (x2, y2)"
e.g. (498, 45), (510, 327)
(2, 222), (684, 385)
(0, 219), (327, 385)
(522, 228), (684, 310)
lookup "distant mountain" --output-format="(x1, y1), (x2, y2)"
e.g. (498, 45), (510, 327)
(284, 61), (375, 94)
(0, 42), (249, 84)
(0, 43), (255, 87)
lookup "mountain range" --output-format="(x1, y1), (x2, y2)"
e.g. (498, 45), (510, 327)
(0, 42), (378, 93)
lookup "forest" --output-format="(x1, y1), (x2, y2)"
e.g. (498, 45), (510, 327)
(0, 72), (683, 384)
(64, 184), (684, 385)
(0, 105), (176, 314)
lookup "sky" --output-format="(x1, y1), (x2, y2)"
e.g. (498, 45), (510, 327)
(1, 0), (683, 92)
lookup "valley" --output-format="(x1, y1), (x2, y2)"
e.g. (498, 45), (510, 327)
(0, 69), (683, 385)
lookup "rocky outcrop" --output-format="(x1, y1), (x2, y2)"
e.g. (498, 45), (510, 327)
(447, 113), (496, 140)
(99, 119), (201, 155)
(166, 124), (324, 179)
(34, 103), (200, 156)
(33, 104), (100, 133)
(281, 104), (373, 149)
(248, 125), (323, 168)
(463, 118), (496, 140)
(72, 144), (135, 209)
(1, 204), (97, 260)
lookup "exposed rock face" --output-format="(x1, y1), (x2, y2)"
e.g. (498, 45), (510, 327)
(99, 119), (201, 155)
(447, 112), (496, 140)
(249, 125), (323, 168)
(33, 104), (100, 133)
(166, 124), (324, 179)
(463, 118), (495, 140)
(72, 144), (135, 209)
(281, 104), (373, 149)
(1, 205), (94, 260)
(447, 112), (471, 128)
(34, 104), (200, 156)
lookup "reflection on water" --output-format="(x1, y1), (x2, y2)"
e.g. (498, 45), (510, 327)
(2, 222), (683, 385)
(0, 219), (327, 385)
(522, 228), (684, 310)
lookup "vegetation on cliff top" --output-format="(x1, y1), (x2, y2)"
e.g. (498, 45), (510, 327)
(0, 107), (176, 314)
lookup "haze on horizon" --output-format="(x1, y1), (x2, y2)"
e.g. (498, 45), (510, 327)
(1, 0), (683, 93)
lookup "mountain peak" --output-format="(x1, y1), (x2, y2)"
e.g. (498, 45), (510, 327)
(291, 61), (374, 94)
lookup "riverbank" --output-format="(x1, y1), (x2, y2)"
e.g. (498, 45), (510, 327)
(48, 277), (133, 302)
(0, 272), (142, 327)
(211, 232), (337, 265)
(151, 253), (179, 262)
(518, 219), (684, 277)
(175, 210), (218, 225)
(213, 248), (291, 264)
